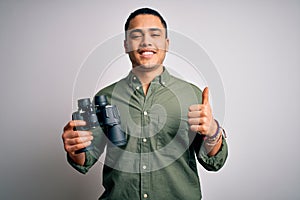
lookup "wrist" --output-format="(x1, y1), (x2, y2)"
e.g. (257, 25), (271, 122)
(68, 152), (86, 166)
(204, 125), (222, 148)
(207, 119), (220, 139)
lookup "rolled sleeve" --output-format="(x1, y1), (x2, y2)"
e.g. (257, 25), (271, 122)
(195, 135), (228, 171)
(67, 149), (100, 174)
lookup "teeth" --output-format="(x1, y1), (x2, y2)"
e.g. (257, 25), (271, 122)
(142, 51), (154, 55)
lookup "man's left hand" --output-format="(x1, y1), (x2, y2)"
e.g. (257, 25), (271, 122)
(188, 87), (217, 137)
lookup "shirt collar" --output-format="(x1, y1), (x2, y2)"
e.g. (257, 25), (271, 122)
(126, 66), (171, 88)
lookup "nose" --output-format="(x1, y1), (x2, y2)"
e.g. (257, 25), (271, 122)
(140, 33), (152, 47)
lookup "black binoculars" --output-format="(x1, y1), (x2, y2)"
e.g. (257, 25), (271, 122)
(72, 95), (127, 154)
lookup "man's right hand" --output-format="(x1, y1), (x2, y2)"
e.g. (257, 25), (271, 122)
(62, 120), (93, 165)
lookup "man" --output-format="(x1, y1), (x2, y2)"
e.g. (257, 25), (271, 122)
(62, 8), (228, 200)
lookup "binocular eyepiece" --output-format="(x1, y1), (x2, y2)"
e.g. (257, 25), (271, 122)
(72, 95), (127, 154)
(72, 98), (99, 130)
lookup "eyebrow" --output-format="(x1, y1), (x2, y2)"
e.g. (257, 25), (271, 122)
(129, 28), (163, 35)
(129, 29), (143, 35)
(148, 28), (163, 33)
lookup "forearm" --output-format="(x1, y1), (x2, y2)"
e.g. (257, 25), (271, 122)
(201, 118), (223, 156)
(205, 133), (222, 156)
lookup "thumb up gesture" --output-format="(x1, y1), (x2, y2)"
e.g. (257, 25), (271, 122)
(188, 87), (218, 137)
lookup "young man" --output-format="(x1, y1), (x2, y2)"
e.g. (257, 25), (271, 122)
(62, 8), (228, 200)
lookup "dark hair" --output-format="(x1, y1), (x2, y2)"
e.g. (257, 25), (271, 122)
(124, 8), (168, 37)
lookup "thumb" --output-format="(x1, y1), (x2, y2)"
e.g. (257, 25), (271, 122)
(202, 87), (209, 105)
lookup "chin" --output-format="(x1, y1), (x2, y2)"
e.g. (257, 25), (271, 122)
(134, 64), (162, 72)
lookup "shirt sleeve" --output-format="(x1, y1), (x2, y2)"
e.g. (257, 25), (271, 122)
(193, 134), (228, 171)
(67, 150), (98, 174)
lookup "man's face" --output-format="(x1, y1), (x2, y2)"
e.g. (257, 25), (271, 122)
(124, 14), (169, 71)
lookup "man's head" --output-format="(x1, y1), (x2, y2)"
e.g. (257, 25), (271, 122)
(125, 8), (168, 38)
(124, 8), (169, 71)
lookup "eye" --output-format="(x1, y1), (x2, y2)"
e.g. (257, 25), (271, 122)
(131, 35), (141, 39)
(130, 32), (143, 39)
(150, 29), (162, 37)
(151, 34), (161, 37)
(151, 31), (161, 37)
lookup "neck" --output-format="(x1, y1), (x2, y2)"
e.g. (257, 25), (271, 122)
(132, 65), (164, 94)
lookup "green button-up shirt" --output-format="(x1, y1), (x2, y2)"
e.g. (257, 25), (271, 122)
(68, 68), (228, 200)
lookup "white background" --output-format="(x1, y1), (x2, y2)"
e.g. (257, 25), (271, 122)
(0, 0), (299, 199)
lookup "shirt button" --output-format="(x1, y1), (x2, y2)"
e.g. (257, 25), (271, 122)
(143, 193), (148, 198)
(143, 111), (148, 116)
(136, 86), (140, 90)
(143, 138), (147, 143)
(133, 76), (136, 80)
(143, 165), (147, 170)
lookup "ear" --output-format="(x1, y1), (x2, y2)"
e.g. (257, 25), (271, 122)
(124, 40), (129, 54)
(165, 38), (170, 52)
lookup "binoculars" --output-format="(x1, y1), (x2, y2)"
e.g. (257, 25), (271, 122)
(72, 95), (127, 154)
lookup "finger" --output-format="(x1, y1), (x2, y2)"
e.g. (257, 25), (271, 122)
(189, 104), (200, 111)
(188, 118), (200, 125)
(75, 141), (92, 151)
(188, 107), (209, 118)
(188, 117), (208, 126)
(202, 87), (209, 105)
(70, 130), (92, 138)
(62, 130), (92, 142)
(189, 104), (206, 112)
(188, 111), (201, 118)
(63, 120), (86, 132)
(65, 141), (92, 153)
(190, 125), (203, 133)
(190, 124), (210, 134)
(65, 135), (94, 145)
(71, 120), (86, 127)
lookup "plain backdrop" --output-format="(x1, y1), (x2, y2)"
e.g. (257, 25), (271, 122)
(0, 0), (299, 199)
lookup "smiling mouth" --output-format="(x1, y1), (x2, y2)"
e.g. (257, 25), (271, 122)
(141, 51), (154, 55)
(138, 49), (156, 56)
